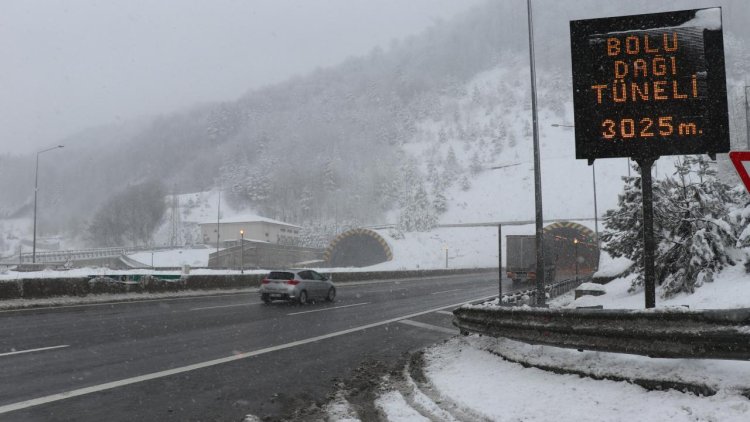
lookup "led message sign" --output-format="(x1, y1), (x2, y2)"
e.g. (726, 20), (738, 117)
(570, 8), (729, 161)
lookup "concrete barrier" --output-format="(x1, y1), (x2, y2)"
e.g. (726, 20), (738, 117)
(0, 268), (495, 300)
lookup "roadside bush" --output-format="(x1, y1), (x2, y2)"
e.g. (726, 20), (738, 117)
(0, 281), (22, 299)
(88, 277), (130, 295)
(184, 275), (263, 290)
(21, 278), (90, 298)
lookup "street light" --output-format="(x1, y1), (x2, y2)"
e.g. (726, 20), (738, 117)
(33, 145), (64, 264)
(744, 85), (749, 150)
(240, 229), (244, 274)
(551, 123), (599, 248)
(574, 239), (580, 282)
(526, 0), (546, 307)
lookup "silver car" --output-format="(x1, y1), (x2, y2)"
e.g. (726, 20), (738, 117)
(259, 269), (336, 304)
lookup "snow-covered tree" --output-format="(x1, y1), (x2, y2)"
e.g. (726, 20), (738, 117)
(602, 157), (741, 298)
(433, 191), (448, 214)
(397, 183), (437, 232)
(470, 152), (483, 174)
(460, 175), (471, 191)
(657, 156), (738, 296)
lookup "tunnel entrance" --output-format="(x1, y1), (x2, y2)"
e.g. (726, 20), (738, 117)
(544, 221), (599, 278)
(325, 229), (393, 267)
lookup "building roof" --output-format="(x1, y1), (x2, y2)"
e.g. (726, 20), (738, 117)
(198, 214), (301, 229)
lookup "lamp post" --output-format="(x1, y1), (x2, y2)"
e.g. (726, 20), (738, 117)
(443, 244), (448, 269)
(551, 123), (599, 248)
(240, 229), (244, 274)
(526, 0), (546, 307)
(744, 85), (749, 150)
(32, 145), (64, 264)
(573, 238), (579, 282)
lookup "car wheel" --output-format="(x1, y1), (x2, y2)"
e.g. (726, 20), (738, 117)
(325, 287), (336, 302)
(261, 294), (271, 304)
(298, 290), (308, 305)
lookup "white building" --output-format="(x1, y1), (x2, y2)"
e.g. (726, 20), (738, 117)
(199, 215), (301, 246)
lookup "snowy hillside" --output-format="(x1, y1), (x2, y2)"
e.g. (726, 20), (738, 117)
(397, 64), (682, 226)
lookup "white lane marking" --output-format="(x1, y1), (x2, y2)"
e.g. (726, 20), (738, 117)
(430, 289), (462, 295)
(190, 302), (261, 311)
(435, 310), (454, 316)
(0, 345), (69, 358)
(287, 302), (370, 316)
(398, 319), (456, 335)
(0, 294), (496, 416)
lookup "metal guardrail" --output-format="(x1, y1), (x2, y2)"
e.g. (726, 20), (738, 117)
(500, 277), (587, 306)
(453, 302), (750, 360)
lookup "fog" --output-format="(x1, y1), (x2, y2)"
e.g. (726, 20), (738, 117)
(0, 0), (747, 253)
(0, 0), (484, 154)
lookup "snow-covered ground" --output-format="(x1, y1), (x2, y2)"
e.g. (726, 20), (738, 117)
(126, 248), (211, 268)
(324, 259), (750, 421)
(419, 336), (750, 422)
(560, 260), (750, 310)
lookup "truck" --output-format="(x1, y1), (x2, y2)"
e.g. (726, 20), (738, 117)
(506, 235), (557, 284)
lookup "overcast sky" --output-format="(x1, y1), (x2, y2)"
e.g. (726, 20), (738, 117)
(0, 0), (485, 154)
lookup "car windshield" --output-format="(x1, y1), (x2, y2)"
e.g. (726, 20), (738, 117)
(1, 1), (749, 421)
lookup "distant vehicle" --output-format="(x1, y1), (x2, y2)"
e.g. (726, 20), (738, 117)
(260, 269), (336, 304)
(505, 235), (556, 284)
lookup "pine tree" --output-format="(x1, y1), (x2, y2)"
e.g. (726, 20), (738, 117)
(433, 191), (448, 214)
(460, 175), (471, 191)
(444, 147), (460, 184)
(601, 163), (670, 292)
(470, 152), (483, 174)
(657, 156), (738, 297)
(602, 157), (740, 297)
(397, 182), (437, 232)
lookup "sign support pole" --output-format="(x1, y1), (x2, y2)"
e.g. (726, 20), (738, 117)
(636, 156), (657, 309)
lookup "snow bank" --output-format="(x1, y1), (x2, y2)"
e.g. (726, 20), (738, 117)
(467, 335), (750, 396)
(576, 282), (605, 292)
(127, 248), (211, 267)
(594, 250), (632, 278)
(558, 262), (750, 310)
(424, 338), (750, 422)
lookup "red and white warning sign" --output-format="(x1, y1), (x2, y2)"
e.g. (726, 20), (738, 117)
(729, 151), (750, 193)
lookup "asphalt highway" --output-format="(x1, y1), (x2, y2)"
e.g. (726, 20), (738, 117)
(0, 272), (519, 421)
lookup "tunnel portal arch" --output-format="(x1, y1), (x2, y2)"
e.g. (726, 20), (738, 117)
(324, 228), (393, 267)
(543, 221), (599, 277)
